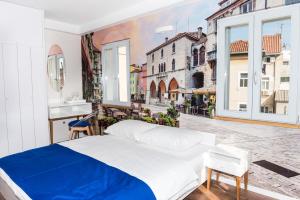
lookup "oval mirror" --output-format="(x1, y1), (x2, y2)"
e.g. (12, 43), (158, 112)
(47, 44), (65, 92)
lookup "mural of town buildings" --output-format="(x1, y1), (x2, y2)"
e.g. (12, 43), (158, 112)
(82, 0), (300, 110)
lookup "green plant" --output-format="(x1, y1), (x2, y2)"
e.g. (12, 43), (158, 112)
(208, 104), (215, 118)
(102, 117), (117, 126)
(143, 108), (151, 116)
(183, 99), (191, 107)
(167, 105), (180, 120)
(142, 116), (157, 124)
(162, 115), (176, 127)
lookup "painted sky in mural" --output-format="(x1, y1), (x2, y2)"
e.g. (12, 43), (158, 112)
(92, 0), (219, 66)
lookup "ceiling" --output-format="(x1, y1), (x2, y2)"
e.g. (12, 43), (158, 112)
(2, 0), (187, 34)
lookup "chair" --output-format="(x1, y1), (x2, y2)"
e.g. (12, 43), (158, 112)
(130, 103), (142, 117)
(68, 112), (97, 140)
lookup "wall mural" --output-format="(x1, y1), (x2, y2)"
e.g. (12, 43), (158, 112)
(82, 0), (218, 106)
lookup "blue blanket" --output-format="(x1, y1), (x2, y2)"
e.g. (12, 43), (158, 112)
(0, 144), (156, 200)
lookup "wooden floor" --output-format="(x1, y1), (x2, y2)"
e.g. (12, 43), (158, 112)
(185, 181), (275, 200)
(0, 181), (275, 200)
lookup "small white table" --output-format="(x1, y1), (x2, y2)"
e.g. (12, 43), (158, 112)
(204, 144), (251, 200)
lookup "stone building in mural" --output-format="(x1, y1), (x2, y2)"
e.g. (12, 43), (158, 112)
(145, 27), (214, 105)
(130, 64), (147, 102)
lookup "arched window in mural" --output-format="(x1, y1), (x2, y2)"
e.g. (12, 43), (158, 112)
(150, 81), (156, 98)
(193, 48), (198, 66)
(168, 78), (179, 100)
(199, 46), (205, 65)
(172, 59), (176, 71)
(192, 72), (204, 88)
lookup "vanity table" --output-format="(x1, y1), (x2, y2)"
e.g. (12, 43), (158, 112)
(48, 102), (92, 144)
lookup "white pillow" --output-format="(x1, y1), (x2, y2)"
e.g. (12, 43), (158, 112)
(136, 126), (215, 151)
(105, 120), (158, 140)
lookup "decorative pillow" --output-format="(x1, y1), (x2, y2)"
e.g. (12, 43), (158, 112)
(105, 120), (158, 140)
(136, 126), (215, 151)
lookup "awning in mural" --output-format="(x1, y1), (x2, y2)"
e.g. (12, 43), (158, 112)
(193, 87), (216, 95)
(170, 88), (193, 94)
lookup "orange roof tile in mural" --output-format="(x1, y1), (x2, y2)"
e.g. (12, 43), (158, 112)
(230, 34), (282, 54)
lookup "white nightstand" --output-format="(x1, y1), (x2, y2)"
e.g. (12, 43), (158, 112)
(204, 144), (251, 200)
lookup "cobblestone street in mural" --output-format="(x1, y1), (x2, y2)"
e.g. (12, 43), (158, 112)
(145, 105), (300, 198)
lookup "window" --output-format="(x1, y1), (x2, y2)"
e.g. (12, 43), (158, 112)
(152, 54), (154, 62)
(161, 49), (164, 58)
(158, 64), (161, 73)
(193, 48), (198, 66)
(261, 106), (269, 113)
(163, 63), (166, 72)
(172, 59), (175, 71)
(152, 66), (154, 74)
(172, 43), (176, 54)
(102, 40), (130, 106)
(261, 77), (270, 90)
(240, 0), (253, 14)
(199, 46), (205, 65)
(280, 77), (290, 83)
(239, 104), (247, 112)
(283, 61), (289, 65)
(239, 73), (248, 87)
(211, 63), (216, 81)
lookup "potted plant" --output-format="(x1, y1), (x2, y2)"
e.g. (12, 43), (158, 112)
(183, 99), (191, 114)
(141, 116), (157, 124)
(167, 105), (180, 127)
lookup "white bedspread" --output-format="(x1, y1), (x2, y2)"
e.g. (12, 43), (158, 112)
(0, 135), (211, 200)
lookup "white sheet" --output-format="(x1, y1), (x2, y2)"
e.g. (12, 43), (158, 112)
(0, 135), (212, 200)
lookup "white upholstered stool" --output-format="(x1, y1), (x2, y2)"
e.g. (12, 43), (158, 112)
(204, 144), (251, 200)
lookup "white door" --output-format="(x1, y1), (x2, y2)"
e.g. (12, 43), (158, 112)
(252, 6), (299, 124)
(102, 40), (130, 106)
(0, 44), (9, 157)
(217, 14), (254, 119)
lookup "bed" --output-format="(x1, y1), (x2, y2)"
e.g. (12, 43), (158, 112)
(0, 120), (216, 200)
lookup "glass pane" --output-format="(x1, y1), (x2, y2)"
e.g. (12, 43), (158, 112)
(260, 18), (291, 115)
(104, 48), (114, 101)
(118, 46), (128, 102)
(225, 25), (249, 112)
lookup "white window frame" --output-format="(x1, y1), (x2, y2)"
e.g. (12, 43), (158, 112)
(102, 40), (131, 106)
(252, 5), (299, 124)
(261, 76), (270, 91)
(238, 72), (248, 88)
(216, 13), (254, 119)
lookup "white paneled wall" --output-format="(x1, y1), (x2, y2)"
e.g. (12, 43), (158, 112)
(0, 2), (48, 157)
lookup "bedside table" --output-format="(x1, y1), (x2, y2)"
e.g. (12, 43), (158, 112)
(205, 144), (251, 200)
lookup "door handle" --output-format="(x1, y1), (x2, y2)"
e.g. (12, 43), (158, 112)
(253, 72), (258, 85)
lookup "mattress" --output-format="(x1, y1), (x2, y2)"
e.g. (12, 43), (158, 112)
(0, 135), (212, 200)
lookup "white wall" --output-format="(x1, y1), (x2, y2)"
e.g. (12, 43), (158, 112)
(45, 29), (82, 104)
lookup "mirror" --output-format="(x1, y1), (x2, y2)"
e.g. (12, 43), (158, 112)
(47, 44), (65, 92)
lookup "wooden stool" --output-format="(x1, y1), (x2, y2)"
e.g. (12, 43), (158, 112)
(68, 120), (94, 140)
(207, 169), (249, 200)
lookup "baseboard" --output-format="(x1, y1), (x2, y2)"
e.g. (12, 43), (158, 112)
(212, 175), (298, 200)
(214, 116), (300, 129)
